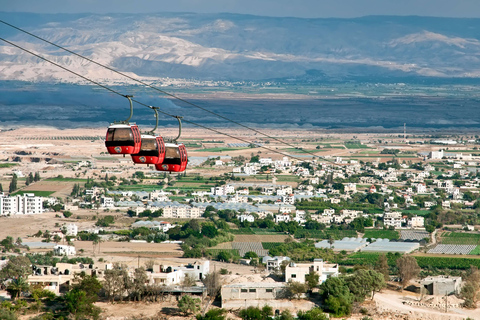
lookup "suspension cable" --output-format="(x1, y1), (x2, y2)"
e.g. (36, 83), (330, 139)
(0, 19), (323, 158)
(0, 36), (315, 162)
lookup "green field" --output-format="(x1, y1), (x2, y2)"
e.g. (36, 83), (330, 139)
(206, 249), (240, 256)
(401, 210), (430, 216)
(469, 246), (480, 255)
(441, 232), (480, 245)
(252, 228), (278, 235)
(262, 242), (283, 250)
(344, 143), (370, 149)
(363, 229), (399, 240)
(11, 190), (55, 197)
(415, 256), (480, 270)
(0, 163), (18, 168)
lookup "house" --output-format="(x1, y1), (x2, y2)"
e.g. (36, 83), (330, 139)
(408, 216), (425, 228)
(238, 214), (255, 223)
(383, 212), (402, 229)
(100, 197), (114, 208)
(275, 213), (291, 224)
(264, 256), (291, 271)
(282, 194), (295, 205)
(285, 259), (338, 284)
(65, 224), (78, 236)
(53, 245), (76, 256)
(420, 276), (462, 295)
(221, 283), (287, 309)
(369, 185), (377, 193)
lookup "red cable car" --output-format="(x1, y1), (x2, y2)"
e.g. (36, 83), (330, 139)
(131, 107), (166, 165)
(105, 95), (142, 155)
(155, 116), (188, 172)
(155, 143), (188, 172)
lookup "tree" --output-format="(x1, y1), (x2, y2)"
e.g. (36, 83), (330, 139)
(9, 174), (17, 193)
(132, 267), (148, 301)
(461, 267), (480, 308)
(196, 309), (227, 320)
(319, 277), (354, 317)
(63, 210), (73, 218)
(244, 251), (258, 259)
(305, 271), (319, 290)
(64, 288), (101, 320)
(177, 295), (200, 315)
(0, 256), (31, 280)
(396, 256), (420, 289)
(103, 264), (129, 302)
(34, 172), (40, 181)
(346, 269), (386, 301)
(239, 306), (273, 320)
(202, 271), (222, 299)
(284, 281), (308, 299)
(202, 224), (218, 238)
(71, 274), (102, 304)
(296, 307), (328, 320)
(6, 277), (29, 300)
(182, 273), (197, 287)
(375, 254), (390, 281)
(217, 251), (232, 262)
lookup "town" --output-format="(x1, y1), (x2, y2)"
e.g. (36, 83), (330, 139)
(0, 127), (479, 319)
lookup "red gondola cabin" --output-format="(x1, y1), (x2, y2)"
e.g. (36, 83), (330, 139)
(105, 124), (141, 154)
(131, 135), (166, 165)
(155, 143), (188, 172)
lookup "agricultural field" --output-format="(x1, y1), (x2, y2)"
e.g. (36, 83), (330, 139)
(262, 242), (283, 250)
(427, 244), (476, 255)
(441, 232), (480, 245)
(344, 142), (370, 149)
(363, 229), (399, 240)
(11, 190), (55, 197)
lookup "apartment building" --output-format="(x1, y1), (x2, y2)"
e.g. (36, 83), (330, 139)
(0, 193), (43, 216)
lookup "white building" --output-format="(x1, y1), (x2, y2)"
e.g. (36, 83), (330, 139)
(282, 194), (295, 205)
(162, 205), (202, 219)
(53, 245), (76, 256)
(383, 212), (402, 229)
(0, 193), (43, 216)
(408, 216), (425, 228)
(275, 213), (291, 224)
(100, 197), (114, 208)
(211, 185), (235, 196)
(285, 259), (339, 284)
(264, 256), (291, 271)
(238, 214), (255, 223)
(65, 224), (78, 236)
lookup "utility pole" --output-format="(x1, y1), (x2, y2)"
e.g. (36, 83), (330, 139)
(138, 255), (140, 268)
(404, 123), (406, 142)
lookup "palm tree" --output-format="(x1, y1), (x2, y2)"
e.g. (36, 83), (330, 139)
(7, 277), (29, 300)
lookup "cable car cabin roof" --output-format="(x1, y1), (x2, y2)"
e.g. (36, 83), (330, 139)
(140, 134), (156, 139)
(164, 143), (184, 147)
(108, 123), (137, 128)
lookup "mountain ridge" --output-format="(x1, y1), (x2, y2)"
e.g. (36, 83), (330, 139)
(1, 12), (480, 83)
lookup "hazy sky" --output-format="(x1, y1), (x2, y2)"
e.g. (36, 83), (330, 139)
(3, 0), (480, 18)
